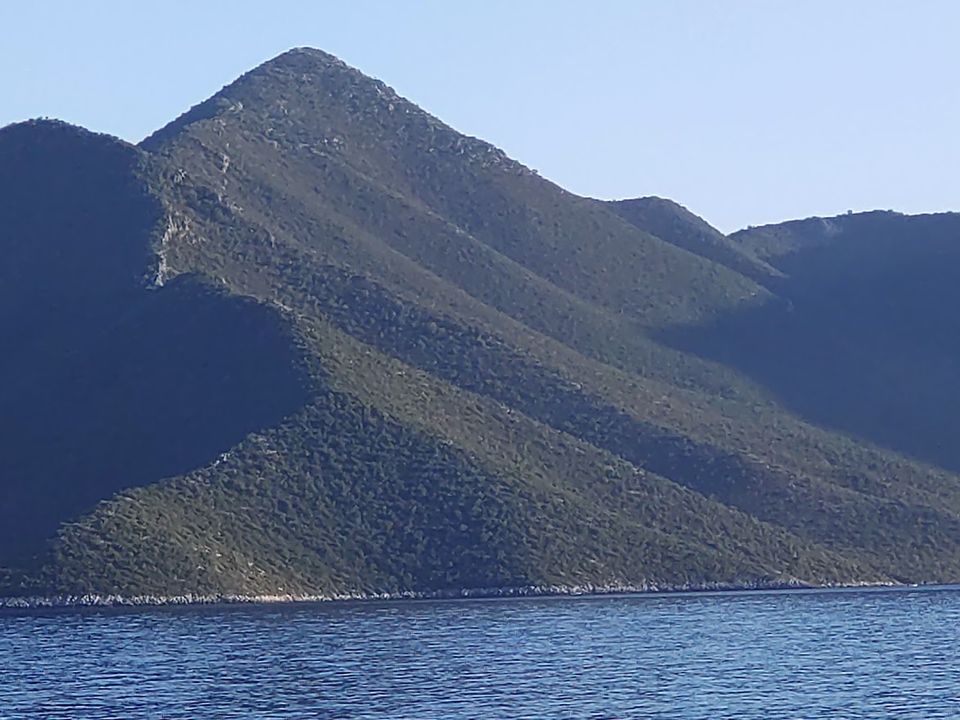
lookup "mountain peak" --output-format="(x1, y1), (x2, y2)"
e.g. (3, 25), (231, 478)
(140, 46), (357, 149)
(140, 46), (427, 152)
(1, 117), (133, 149)
(140, 43), (517, 181)
(258, 46), (346, 70)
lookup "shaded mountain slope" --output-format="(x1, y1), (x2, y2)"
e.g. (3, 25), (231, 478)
(663, 211), (960, 473)
(4, 49), (960, 599)
(0, 122), (311, 569)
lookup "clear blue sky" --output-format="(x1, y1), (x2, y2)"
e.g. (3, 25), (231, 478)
(2, 1), (958, 231)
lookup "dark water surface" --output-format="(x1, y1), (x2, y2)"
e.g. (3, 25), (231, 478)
(3, 586), (960, 718)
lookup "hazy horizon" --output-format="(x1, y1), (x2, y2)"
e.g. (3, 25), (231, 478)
(3, 0), (958, 232)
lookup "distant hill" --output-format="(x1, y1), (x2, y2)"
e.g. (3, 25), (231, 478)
(606, 196), (780, 284)
(3, 48), (960, 601)
(662, 210), (960, 474)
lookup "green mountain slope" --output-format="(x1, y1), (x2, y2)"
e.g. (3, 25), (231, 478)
(3, 49), (960, 600)
(605, 196), (780, 284)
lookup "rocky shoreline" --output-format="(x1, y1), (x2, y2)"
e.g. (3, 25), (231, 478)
(0, 578), (897, 610)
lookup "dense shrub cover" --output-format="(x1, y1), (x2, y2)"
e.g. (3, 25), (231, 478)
(4, 49), (960, 597)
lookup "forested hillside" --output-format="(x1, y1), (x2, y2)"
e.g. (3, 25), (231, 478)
(3, 49), (960, 601)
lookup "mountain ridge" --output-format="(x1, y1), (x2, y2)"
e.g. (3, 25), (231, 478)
(3, 48), (960, 600)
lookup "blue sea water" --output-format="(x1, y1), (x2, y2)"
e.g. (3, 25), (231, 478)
(2, 586), (959, 719)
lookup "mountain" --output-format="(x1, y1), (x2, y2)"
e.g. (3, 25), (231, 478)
(3, 48), (960, 601)
(664, 211), (960, 474)
(605, 196), (781, 284)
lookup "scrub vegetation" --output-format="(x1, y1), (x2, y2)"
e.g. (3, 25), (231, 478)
(4, 49), (960, 598)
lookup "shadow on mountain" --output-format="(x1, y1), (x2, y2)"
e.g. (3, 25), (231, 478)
(656, 213), (960, 473)
(0, 121), (310, 567)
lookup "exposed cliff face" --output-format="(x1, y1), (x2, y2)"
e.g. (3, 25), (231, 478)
(3, 50), (960, 600)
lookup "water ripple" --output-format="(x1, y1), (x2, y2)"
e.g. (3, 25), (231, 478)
(3, 587), (960, 718)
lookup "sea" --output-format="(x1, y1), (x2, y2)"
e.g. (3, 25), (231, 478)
(2, 586), (959, 718)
